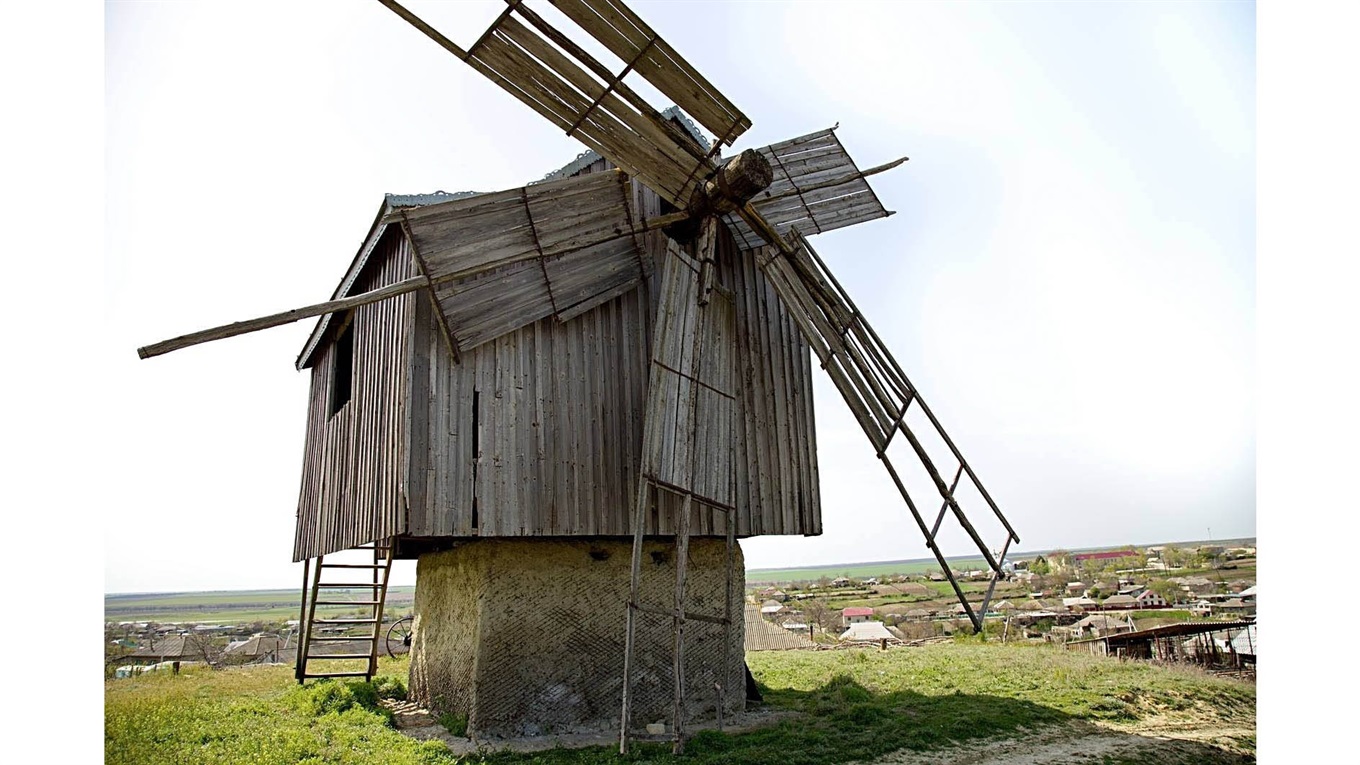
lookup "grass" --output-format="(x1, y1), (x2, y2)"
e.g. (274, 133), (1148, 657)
(105, 657), (452, 765)
(106, 641), (1254, 764)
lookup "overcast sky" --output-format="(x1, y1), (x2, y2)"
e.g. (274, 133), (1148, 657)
(104, 0), (1255, 593)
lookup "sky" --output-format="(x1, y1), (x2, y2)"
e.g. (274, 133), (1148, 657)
(101, 0), (1256, 594)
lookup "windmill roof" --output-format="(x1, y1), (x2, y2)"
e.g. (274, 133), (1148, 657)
(299, 115), (891, 368)
(298, 110), (703, 370)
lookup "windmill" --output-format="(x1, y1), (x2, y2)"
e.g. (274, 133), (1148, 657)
(138, 0), (1019, 750)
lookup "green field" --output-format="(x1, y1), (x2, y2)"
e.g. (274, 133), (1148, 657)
(746, 556), (992, 584)
(106, 587), (416, 624)
(105, 641), (1254, 764)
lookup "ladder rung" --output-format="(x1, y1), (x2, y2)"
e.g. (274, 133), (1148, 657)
(322, 563), (388, 569)
(313, 618), (380, 625)
(307, 635), (375, 642)
(305, 653), (373, 660)
(313, 600), (381, 606)
(302, 671), (371, 679)
(316, 582), (384, 588)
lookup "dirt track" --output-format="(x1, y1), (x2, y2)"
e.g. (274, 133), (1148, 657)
(859, 719), (1256, 764)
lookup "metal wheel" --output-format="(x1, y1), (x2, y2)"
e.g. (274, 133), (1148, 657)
(385, 616), (413, 658)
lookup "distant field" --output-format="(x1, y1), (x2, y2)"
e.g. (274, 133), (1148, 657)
(745, 537), (1257, 585)
(106, 587), (415, 624)
(746, 556), (991, 584)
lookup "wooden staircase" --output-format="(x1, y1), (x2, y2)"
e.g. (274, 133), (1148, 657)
(295, 540), (395, 683)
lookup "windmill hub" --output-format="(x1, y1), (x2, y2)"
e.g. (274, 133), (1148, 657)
(665, 148), (774, 243)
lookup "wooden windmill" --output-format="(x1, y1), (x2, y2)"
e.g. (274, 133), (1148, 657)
(138, 0), (1019, 749)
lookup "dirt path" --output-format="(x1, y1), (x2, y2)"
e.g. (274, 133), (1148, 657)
(859, 720), (1255, 764)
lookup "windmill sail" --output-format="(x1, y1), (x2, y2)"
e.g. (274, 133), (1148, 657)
(752, 227), (1020, 632)
(377, 0), (748, 208)
(724, 128), (898, 248)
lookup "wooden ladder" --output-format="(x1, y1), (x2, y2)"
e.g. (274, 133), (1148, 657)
(295, 540), (395, 683)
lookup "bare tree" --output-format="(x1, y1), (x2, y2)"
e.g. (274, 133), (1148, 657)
(184, 631), (226, 668)
(799, 597), (841, 636)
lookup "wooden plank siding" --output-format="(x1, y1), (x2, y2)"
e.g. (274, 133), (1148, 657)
(293, 227), (414, 561)
(294, 158), (821, 559)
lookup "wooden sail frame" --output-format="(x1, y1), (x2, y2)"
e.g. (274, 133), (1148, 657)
(376, 0), (748, 209)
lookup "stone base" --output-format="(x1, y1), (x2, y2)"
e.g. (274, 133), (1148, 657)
(409, 538), (745, 738)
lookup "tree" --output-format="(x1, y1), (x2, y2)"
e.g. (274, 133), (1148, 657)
(1049, 550), (1072, 571)
(1032, 556), (1051, 576)
(1148, 579), (1181, 604)
(800, 598), (840, 635)
(184, 631), (226, 668)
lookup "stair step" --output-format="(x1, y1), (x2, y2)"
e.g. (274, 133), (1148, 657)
(313, 600), (381, 606)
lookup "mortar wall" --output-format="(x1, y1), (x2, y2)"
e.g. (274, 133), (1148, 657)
(409, 538), (745, 738)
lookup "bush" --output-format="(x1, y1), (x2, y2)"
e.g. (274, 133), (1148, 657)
(286, 679), (383, 718)
(374, 674), (408, 700)
(436, 711), (468, 738)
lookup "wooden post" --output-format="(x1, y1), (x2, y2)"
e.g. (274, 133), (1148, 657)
(618, 478), (649, 755)
(672, 494), (692, 756)
(294, 558), (310, 682)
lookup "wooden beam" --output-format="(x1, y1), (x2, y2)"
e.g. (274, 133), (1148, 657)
(137, 276), (429, 360)
(137, 208), (694, 361)
(374, 0), (469, 60)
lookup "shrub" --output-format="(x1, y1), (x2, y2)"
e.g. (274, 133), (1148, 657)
(286, 679), (382, 717)
(437, 711), (468, 738)
(374, 674), (408, 700)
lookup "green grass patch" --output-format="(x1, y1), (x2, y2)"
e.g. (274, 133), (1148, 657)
(107, 643), (1253, 765)
(105, 656), (457, 765)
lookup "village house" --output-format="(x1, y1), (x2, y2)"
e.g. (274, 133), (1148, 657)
(842, 606), (874, 627)
(224, 633), (289, 664)
(1168, 576), (1214, 595)
(761, 599), (786, 618)
(831, 576), (852, 588)
(1072, 549), (1139, 565)
(1134, 590), (1169, 608)
(1101, 594), (1138, 610)
(1052, 614), (1134, 642)
(1062, 596), (1098, 613)
(1213, 598), (1256, 617)
(839, 621), (897, 643)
